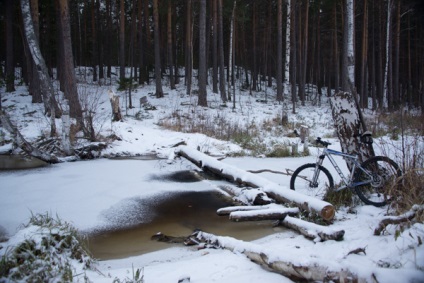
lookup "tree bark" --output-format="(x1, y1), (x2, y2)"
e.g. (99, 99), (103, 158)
(57, 0), (83, 120)
(5, 0), (15, 93)
(276, 0), (283, 102)
(119, 0), (126, 79)
(177, 146), (335, 221)
(20, 0), (58, 136)
(198, 0), (208, 107)
(212, 0), (218, 94)
(218, 0), (227, 102)
(185, 0), (193, 96)
(153, 0), (164, 98)
(167, 2), (175, 90)
(330, 91), (374, 167)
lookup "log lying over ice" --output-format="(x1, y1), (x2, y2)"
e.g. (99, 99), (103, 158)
(278, 216), (344, 241)
(0, 110), (59, 163)
(217, 204), (299, 222)
(177, 146), (335, 221)
(195, 231), (362, 282)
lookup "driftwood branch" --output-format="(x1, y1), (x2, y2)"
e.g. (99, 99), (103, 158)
(277, 216), (345, 242)
(177, 146), (335, 221)
(374, 205), (424, 236)
(0, 110), (59, 163)
(246, 168), (294, 176)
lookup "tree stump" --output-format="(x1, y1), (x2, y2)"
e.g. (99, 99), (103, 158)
(108, 90), (123, 122)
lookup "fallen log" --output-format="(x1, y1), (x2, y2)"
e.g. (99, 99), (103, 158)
(277, 216), (345, 242)
(195, 231), (363, 282)
(0, 110), (59, 163)
(177, 146), (335, 221)
(374, 204), (424, 236)
(217, 185), (273, 205)
(217, 204), (299, 222)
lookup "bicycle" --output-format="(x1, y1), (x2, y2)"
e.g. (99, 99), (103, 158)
(290, 133), (402, 207)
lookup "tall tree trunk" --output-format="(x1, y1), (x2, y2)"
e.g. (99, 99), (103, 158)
(299, 0), (309, 106)
(57, 0), (83, 121)
(228, 0), (236, 104)
(284, 0), (291, 98)
(393, 0), (400, 107)
(185, 0), (193, 96)
(383, 0), (393, 109)
(252, 2), (257, 93)
(212, 0), (218, 94)
(91, 0), (98, 82)
(341, 0), (355, 92)
(360, 0), (369, 109)
(167, 2), (175, 90)
(153, 0), (164, 98)
(291, 1), (297, 114)
(333, 1), (340, 92)
(137, 0), (145, 84)
(5, 0), (15, 93)
(198, 0), (208, 107)
(218, 0), (227, 102)
(276, 0), (283, 102)
(28, 0), (42, 103)
(20, 0), (58, 136)
(106, 0), (112, 78)
(119, 0), (126, 79)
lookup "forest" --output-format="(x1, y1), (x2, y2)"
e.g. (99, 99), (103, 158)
(1, 0), (424, 117)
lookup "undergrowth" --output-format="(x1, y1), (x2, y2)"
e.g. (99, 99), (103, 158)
(0, 212), (94, 282)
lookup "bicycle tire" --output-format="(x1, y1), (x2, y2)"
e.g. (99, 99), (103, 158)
(290, 163), (334, 200)
(353, 156), (402, 207)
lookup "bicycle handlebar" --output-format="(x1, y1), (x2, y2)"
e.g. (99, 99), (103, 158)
(315, 137), (331, 147)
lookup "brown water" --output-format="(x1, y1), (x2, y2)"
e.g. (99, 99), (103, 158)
(86, 190), (284, 260)
(0, 155), (47, 170)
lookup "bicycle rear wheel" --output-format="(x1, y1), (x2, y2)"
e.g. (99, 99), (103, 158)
(354, 156), (402, 207)
(290, 163), (334, 200)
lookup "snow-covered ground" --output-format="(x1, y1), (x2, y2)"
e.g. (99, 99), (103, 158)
(1, 79), (423, 282)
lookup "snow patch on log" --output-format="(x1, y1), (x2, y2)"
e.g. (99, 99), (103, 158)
(279, 216), (344, 242)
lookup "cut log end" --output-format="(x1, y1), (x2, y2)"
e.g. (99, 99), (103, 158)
(321, 205), (335, 221)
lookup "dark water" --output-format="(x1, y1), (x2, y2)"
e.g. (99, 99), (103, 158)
(0, 155), (47, 170)
(86, 190), (283, 260)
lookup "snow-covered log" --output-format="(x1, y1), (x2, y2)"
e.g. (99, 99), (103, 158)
(217, 185), (273, 205)
(374, 204), (424, 236)
(195, 231), (363, 282)
(218, 204), (299, 222)
(0, 110), (59, 163)
(177, 146), (335, 221)
(278, 216), (344, 242)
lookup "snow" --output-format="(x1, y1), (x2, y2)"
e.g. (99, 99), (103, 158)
(1, 79), (423, 282)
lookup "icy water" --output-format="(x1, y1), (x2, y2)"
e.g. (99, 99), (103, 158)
(86, 176), (283, 260)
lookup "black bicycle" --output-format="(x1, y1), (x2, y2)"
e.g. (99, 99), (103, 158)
(290, 133), (402, 207)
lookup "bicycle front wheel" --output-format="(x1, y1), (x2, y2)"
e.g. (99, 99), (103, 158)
(290, 163), (334, 200)
(354, 156), (402, 207)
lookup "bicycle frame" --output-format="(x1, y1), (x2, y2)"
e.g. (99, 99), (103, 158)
(314, 147), (372, 191)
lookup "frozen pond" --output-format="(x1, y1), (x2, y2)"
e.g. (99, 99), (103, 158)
(0, 158), (283, 260)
